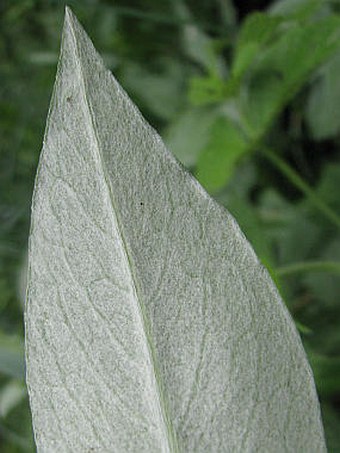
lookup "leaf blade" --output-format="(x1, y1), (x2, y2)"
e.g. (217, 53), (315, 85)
(26, 9), (174, 452)
(25, 8), (326, 452)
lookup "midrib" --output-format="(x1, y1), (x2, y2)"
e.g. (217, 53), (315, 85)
(68, 15), (178, 453)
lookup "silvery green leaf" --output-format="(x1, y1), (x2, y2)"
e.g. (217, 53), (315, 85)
(25, 7), (326, 452)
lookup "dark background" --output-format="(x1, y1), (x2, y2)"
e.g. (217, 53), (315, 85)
(1, 0), (340, 451)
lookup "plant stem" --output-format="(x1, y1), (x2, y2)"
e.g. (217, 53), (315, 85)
(277, 261), (340, 276)
(259, 147), (340, 229)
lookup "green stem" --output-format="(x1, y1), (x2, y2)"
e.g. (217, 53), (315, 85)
(277, 260), (340, 277)
(259, 147), (340, 229)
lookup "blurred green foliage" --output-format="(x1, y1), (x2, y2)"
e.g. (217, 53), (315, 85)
(1, 0), (340, 450)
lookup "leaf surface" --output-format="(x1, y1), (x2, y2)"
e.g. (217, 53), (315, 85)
(25, 8), (326, 452)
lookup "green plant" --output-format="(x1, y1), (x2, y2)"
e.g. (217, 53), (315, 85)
(25, 9), (325, 452)
(1, 1), (340, 451)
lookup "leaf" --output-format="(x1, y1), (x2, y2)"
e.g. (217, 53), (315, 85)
(269, 0), (324, 19)
(121, 59), (185, 121)
(25, 8), (326, 452)
(188, 74), (226, 105)
(0, 380), (26, 418)
(195, 116), (249, 191)
(182, 23), (220, 74)
(164, 106), (219, 167)
(232, 12), (282, 80)
(306, 52), (340, 140)
(224, 197), (273, 264)
(0, 331), (25, 379)
(240, 16), (340, 140)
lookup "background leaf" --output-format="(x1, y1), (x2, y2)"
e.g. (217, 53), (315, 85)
(239, 16), (340, 140)
(196, 116), (249, 191)
(306, 52), (340, 140)
(0, 332), (24, 380)
(164, 106), (219, 167)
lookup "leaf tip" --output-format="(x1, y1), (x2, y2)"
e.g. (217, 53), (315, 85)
(62, 5), (97, 65)
(64, 5), (74, 22)
(63, 5), (79, 37)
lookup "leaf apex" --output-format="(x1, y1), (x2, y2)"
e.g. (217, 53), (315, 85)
(61, 6), (101, 71)
(64, 5), (75, 25)
(63, 5), (84, 44)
